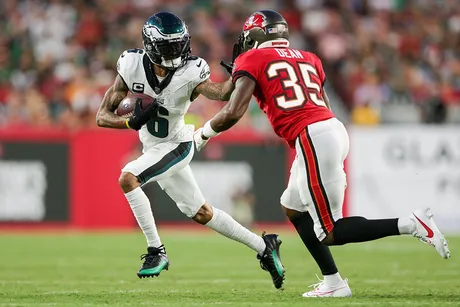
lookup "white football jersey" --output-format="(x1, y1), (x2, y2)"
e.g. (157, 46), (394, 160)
(116, 48), (211, 150)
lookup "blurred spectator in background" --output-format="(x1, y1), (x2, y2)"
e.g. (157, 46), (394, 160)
(0, 0), (459, 131)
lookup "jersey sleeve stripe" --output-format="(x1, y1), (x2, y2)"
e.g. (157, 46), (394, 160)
(232, 70), (257, 84)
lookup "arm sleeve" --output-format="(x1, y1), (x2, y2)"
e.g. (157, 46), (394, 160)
(232, 51), (260, 84)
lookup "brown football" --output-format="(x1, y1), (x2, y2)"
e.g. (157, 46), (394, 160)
(116, 93), (155, 117)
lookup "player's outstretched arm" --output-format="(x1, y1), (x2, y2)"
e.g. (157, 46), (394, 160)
(192, 77), (235, 101)
(96, 74), (130, 129)
(194, 76), (255, 151)
(209, 76), (255, 131)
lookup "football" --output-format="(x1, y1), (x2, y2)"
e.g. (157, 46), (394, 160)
(116, 93), (156, 117)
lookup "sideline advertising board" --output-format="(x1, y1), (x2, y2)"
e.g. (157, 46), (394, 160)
(348, 126), (460, 233)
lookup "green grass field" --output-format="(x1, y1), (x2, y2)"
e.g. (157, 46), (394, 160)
(0, 231), (459, 307)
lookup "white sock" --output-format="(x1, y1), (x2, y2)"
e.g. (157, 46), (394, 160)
(397, 216), (416, 235)
(205, 207), (266, 255)
(323, 272), (343, 286)
(125, 187), (162, 247)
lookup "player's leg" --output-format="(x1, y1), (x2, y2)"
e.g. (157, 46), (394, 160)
(298, 119), (450, 259)
(120, 141), (193, 278)
(280, 158), (339, 276)
(281, 157), (350, 297)
(327, 208), (450, 259)
(158, 165), (285, 289)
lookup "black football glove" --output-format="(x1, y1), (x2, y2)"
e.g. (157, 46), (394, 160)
(220, 34), (244, 75)
(220, 60), (233, 75)
(127, 98), (158, 131)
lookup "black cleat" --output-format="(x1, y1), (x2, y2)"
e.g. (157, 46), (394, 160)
(257, 232), (285, 289)
(137, 245), (170, 279)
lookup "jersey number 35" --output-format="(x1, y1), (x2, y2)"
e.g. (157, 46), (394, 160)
(266, 61), (326, 110)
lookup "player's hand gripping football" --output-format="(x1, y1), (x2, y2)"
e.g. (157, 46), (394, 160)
(127, 98), (158, 131)
(193, 128), (209, 152)
(220, 33), (244, 74)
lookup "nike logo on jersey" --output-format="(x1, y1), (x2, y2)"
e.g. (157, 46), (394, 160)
(196, 60), (202, 67)
(414, 215), (434, 238)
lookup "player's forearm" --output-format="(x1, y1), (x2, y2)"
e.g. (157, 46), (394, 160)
(96, 111), (130, 129)
(198, 78), (235, 101)
(207, 91), (246, 132)
(96, 82), (130, 129)
(200, 77), (252, 138)
(219, 78), (235, 101)
(210, 111), (241, 133)
(197, 104), (242, 141)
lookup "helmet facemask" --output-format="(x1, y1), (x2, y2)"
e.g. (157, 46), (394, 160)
(142, 23), (191, 70)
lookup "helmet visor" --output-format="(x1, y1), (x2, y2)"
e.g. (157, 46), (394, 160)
(155, 38), (189, 60)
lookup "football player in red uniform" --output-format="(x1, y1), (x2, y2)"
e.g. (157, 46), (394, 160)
(194, 10), (450, 297)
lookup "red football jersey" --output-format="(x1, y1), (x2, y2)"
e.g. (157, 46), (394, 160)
(232, 47), (334, 148)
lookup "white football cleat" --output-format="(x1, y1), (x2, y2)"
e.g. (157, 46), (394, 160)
(411, 208), (450, 259)
(302, 278), (352, 298)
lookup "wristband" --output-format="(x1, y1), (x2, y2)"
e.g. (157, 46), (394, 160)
(202, 120), (220, 138)
(125, 119), (131, 129)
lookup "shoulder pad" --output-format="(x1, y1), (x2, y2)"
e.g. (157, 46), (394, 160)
(235, 49), (258, 64)
(232, 50), (263, 83)
(116, 49), (145, 78)
(187, 55), (200, 61)
(183, 56), (211, 85)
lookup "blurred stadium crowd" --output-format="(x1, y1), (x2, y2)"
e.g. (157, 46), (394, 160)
(1, 0), (460, 131)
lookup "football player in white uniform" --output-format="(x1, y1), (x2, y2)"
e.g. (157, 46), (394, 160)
(95, 12), (285, 288)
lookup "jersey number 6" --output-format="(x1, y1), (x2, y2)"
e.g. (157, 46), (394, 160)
(266, 61), (326, 110)
(147, 106), (169, 138)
